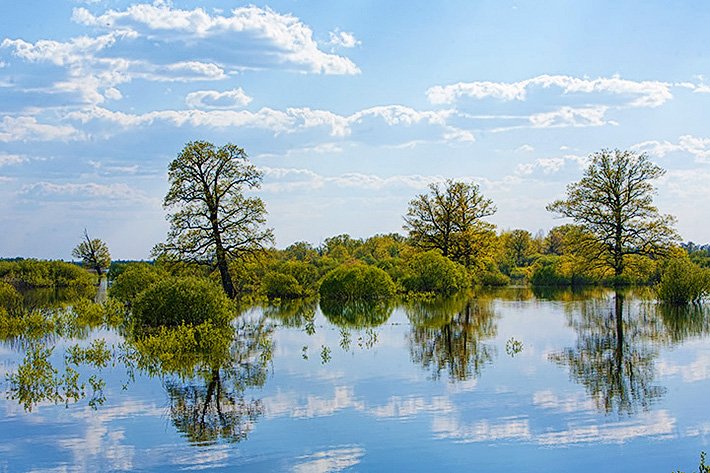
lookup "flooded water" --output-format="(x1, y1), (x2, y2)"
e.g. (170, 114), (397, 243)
(1, 288), (709, 472)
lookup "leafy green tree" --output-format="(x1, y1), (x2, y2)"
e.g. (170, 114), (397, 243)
(72, 230), (111, 281)
(501, 229), (534, 268)
(547, 149), (678, 279)
(154, 141), (273, 298)
(403, 179), (496, 267)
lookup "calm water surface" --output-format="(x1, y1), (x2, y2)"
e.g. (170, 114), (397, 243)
(1, 288), (709, 472)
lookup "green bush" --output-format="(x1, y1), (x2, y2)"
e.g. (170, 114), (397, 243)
(478, 262), (511, 287)
(0, 259), (93, 288)
(531, 256), (571, 286)
(657, 257), (710, 304)
(132, 277), (234, 328)
(319, 264), (396, 301)
(109, 263), (166, 304)
(402, 251), (470, 294)
(262, 272), (303, 299)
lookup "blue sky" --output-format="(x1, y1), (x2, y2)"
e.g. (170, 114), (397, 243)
(1, 1), (710, 259)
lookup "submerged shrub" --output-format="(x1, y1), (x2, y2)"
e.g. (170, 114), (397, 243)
(657, 257), (710, 304)
(319, 264), (396, 301)
(402, 251), (470, 294)
(262, 272), (303, 299)
(109, 263), (166, 304)
(132, 277), (233, 328)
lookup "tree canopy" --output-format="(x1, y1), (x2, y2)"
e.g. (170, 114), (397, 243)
(403, 179), (496, 267)
(71, 230), (111, 280)
(154, 141), (273, 297)
(547, 149), (678, 279)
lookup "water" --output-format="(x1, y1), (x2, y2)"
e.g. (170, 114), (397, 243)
(1, 288), (709, 472)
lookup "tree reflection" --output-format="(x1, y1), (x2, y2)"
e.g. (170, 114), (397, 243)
(125, 316), (273, 445)
(319, 298), (394, 329)
(406, 293), (497, 382)
(550, 292), (666, 415)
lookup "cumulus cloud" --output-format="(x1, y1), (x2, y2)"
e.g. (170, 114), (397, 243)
(529, 105), (610, 128)
(328, 29), (361, 48)
(72, 3), (360, 75)
(632, 135), (710, 163)
(66, 103), (463, 140)
(426, 74), (674, 108)
(515, 154), (587, 176)
(0, 116), (85, 142)
(185, 88), (252, 109)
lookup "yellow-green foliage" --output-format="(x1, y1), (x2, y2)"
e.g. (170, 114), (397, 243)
(0, 259), (93, 288)
(109, 263), (166, 304)
(319, 263), (396, 301)
(132, 277), (234, 328)
(129, 321), (233, 377)
(402, 251), (470, 294)
(657, 257), (710, 304)
(320, 298), (393, 328)
(0, 281), (24, 316)
(262, 272), (303, 299)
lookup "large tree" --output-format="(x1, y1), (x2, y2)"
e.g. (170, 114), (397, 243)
(403, 179), (496, 267)
(155, 141), (273, 297)
(72, 229), (111, 281)
(547, 149), (678, 278)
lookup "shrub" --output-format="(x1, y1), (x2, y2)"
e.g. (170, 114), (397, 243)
(402, 251), (470, 294)
(531, 256), (571, 286)
(109, 263), (166, 304)
(319, 264), (396, 301)
(657, 257), (710, 304)
(0, 259), (93, 288)
(262, 272), (303, 299)
(477, 260), (511, 287)
(132, 277), (233, 328)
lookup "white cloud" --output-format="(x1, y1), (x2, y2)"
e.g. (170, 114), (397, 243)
(185, 88), (252, 109)
(529, 105), (610, 128)
(0, 153), (27, 166)
(72, 4), (360, 75)
(426, 74), (673, 108)
(516, 144), (534, 152)
(632, 135), (710, 163)
(328, 30), (361, 48)
(260, 167), (445, 193)
(21, 181), (151, 203)
(0, 116), (85, 142)
(515, 154), (587, 176)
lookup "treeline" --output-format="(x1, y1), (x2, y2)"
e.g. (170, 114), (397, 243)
(104, 229), (710, 304)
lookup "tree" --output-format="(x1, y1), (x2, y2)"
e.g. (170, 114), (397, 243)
(547, 149), (678, 279)
(154, 141), (273, 297)
(501, 229), (534, 267)
(72, 229), (111, 281)
(403, 179), (496, 267)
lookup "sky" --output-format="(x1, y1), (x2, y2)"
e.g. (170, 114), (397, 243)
(1, 0), (710, 260)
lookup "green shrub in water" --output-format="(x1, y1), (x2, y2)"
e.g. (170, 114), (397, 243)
(109, 263), (166, 304)
(319, 264), (396, 301)
(402, 251), (470, 294)
(132, 277), (233, 328)
(262, 272), (303, 299)
(657, 257), (710, 304)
